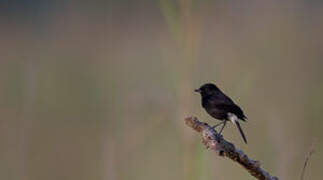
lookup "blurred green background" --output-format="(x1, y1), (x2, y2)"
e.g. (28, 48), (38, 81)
(1, 0), (323, 180)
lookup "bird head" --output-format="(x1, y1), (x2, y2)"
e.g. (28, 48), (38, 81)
(195, 83), (220, 96)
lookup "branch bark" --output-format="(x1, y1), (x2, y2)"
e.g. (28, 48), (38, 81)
(185, 116), (278, 180)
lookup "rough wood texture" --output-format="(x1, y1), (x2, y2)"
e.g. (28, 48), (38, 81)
(185, 116), (278, 180)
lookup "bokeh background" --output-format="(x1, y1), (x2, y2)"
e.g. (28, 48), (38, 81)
(1, 0), (323, 180)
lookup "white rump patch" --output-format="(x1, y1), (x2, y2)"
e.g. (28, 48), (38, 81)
(227, 112), (238, 124)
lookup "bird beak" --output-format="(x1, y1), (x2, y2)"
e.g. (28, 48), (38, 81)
(194, 89), (201, 93)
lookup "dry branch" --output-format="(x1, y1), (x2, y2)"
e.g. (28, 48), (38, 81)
(185, 116), (278, 180)
(300, 139), (316, 180)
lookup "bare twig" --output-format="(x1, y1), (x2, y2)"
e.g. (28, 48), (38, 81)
(185, 116), (278, 180)
(300, 139), (316, 180)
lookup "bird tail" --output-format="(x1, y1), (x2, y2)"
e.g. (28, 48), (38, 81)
(235, 121), (248, 144)
(228, 112), (248, 144)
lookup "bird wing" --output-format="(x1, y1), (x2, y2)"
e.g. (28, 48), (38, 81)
(214, 92), (235, 105)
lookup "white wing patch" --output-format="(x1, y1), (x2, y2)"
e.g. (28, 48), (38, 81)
(227, 112), (238, 124)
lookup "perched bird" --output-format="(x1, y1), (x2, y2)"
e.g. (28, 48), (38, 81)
(195, 83), (248, 144)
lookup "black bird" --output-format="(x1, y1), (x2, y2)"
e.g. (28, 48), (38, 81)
(195, 83), (248, 144)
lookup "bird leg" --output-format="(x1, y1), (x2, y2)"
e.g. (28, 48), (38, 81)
(211, 121), (225, 129)
(218, 120), (227, 135)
